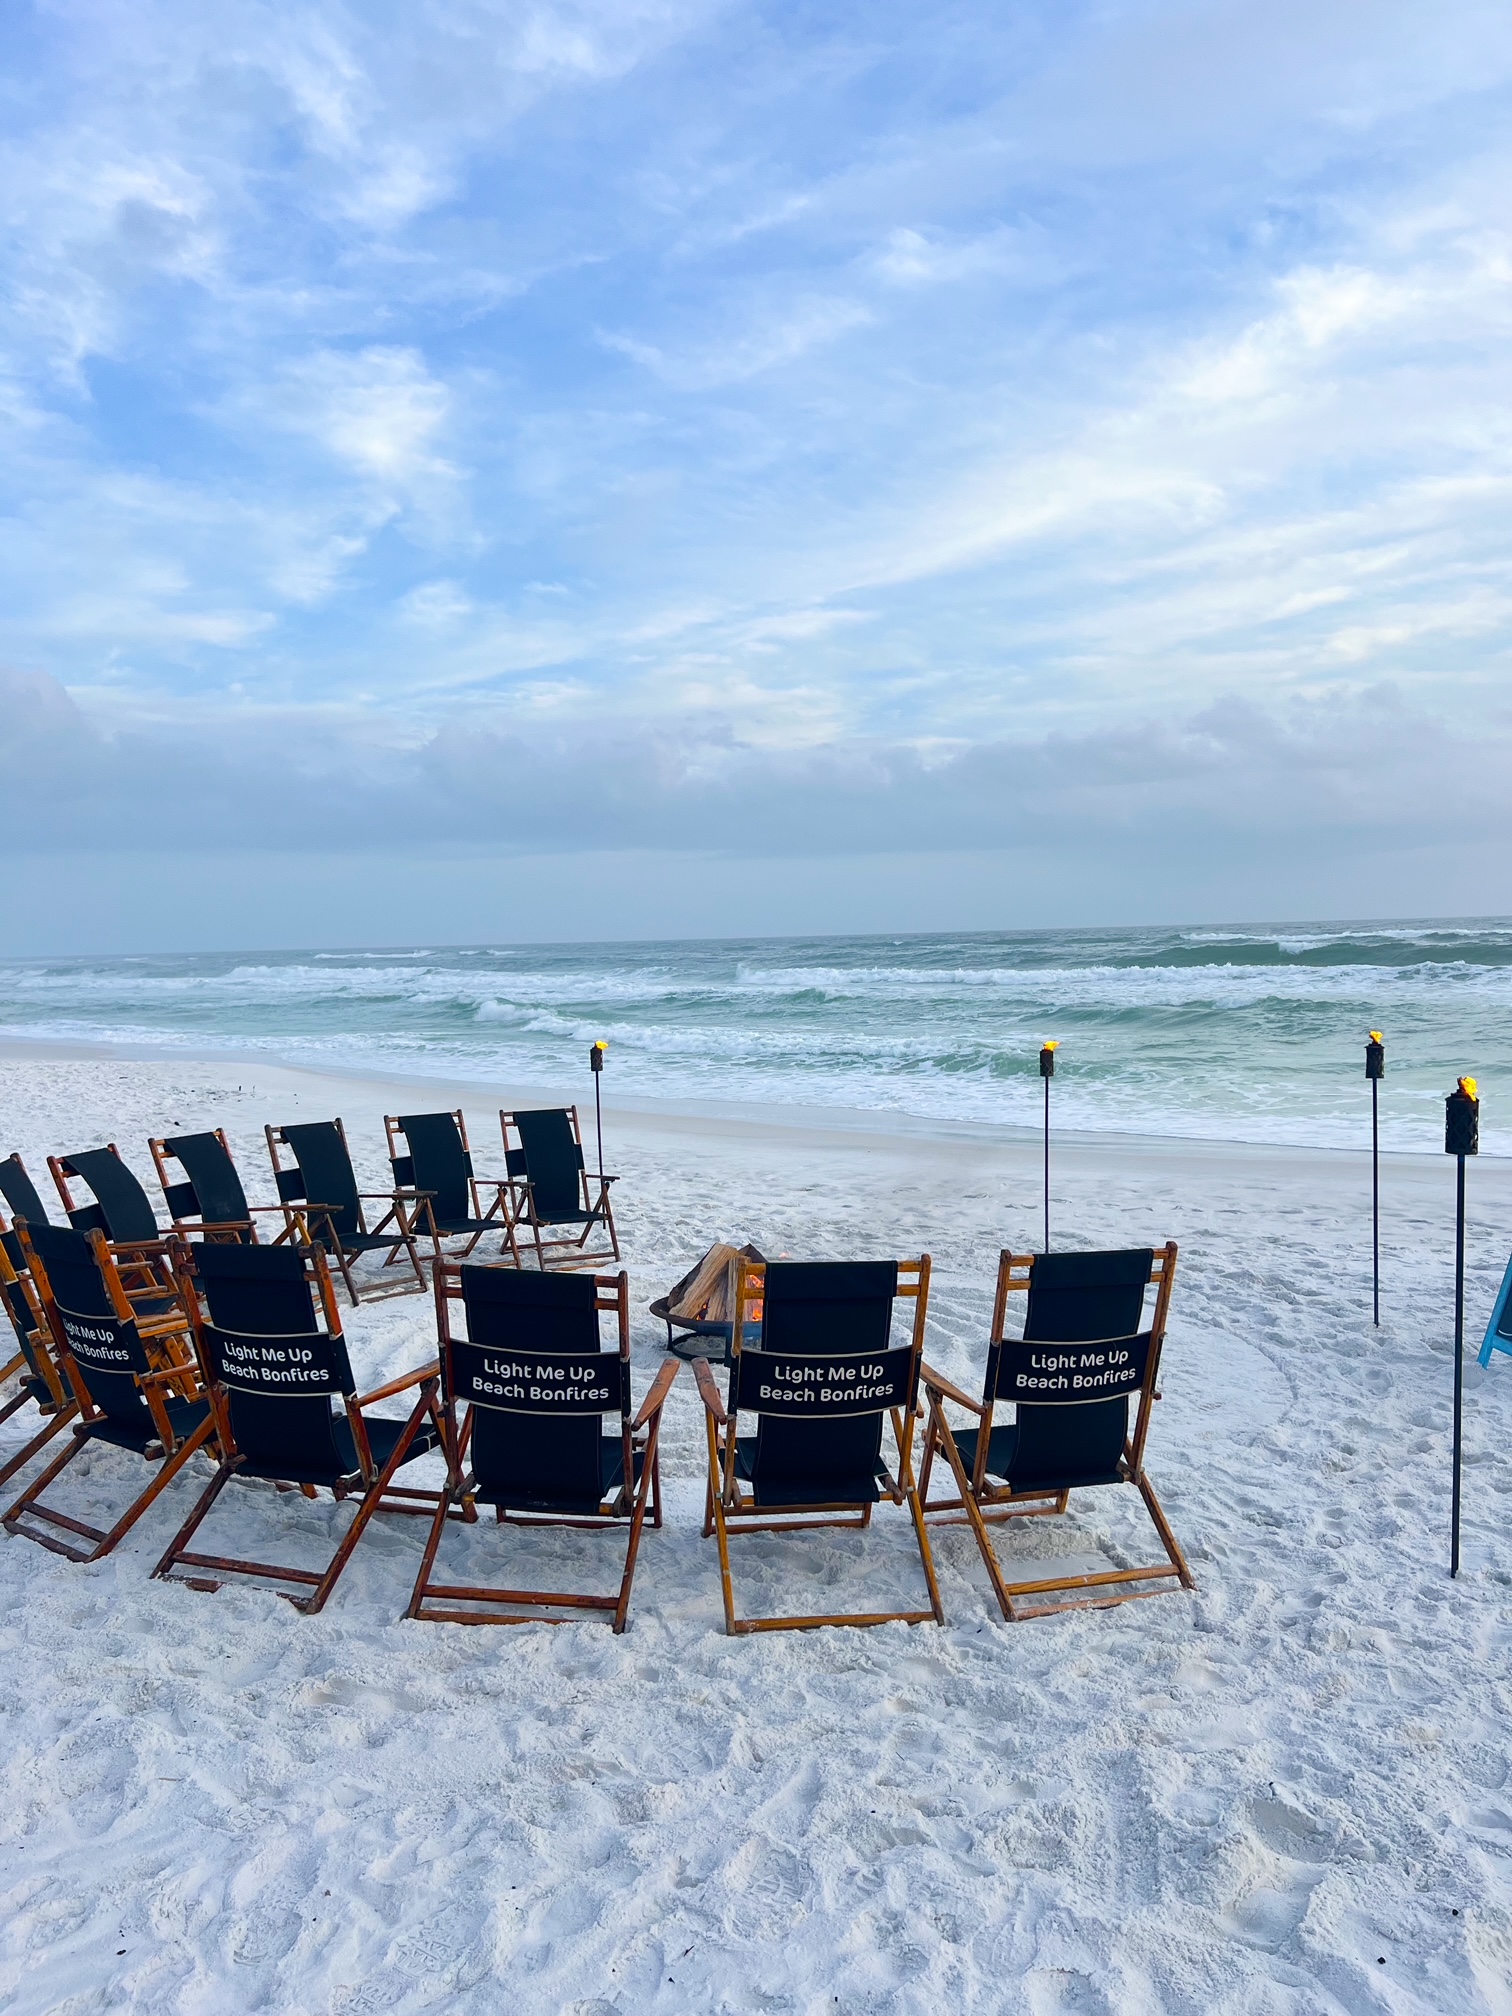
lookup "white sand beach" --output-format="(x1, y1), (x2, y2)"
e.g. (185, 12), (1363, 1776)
(3, 1044), (1511, 2015)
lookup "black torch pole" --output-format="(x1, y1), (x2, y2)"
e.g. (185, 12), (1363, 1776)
(1444, 1076), (1479, 1579)
(1039, 1043), (1057, 1253)
(589, 1042), (606, 1188)
(1366, 1034), (1384, 1326)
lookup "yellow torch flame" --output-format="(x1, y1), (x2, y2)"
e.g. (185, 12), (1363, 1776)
(1459, 1076), (1478, 1101)
(1369, 1031), (1384, 1044)
(1041, 1039), (1060, 1052)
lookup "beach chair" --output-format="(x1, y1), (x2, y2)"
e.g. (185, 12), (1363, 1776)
(407, 1263), (678, 1631)
(49, 1144), (164, 1244)
(4, 1222), (213, 1561)
(0, 1153), (54, 1233)
(153, 1240), (445, 1612)
(499, 1107), (619, 1269)
(0, 1229), (76, 1489)
(918, 1246), (1193, 1621)
(265, 1118), (431, 1303)
(149, 1129), (289, 1245)
(697, 1256), (944, 1635)
(385, 1111), (512, 1261)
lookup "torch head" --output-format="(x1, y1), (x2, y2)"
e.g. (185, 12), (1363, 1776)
(1444, 1077), (1480, 1157)
(1039, 1040), (1059, 1079)
(1365, 1032), (1385, 1081)
(590, 1040), (607, 1075)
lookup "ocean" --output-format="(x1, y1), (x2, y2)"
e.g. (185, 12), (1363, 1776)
(1, 921), (1507, 1154)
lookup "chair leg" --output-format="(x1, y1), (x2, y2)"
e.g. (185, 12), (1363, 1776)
(612, 1416), (663, 1634)
(2, 1422), (93, 1542)
(84, 1416), (219, 1563)
(0, 1398), (79, 1493)
(152, 1458), (240, 1582)
(301, 1388), (435, 1615)
(1136, 1469), (1196, 1589)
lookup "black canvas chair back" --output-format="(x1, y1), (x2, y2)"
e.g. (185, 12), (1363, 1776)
(192, 1243), (358, 1485)
(52, 1147), (161, 1243)
(392, 1112), (473, 1228)
(735, 1262), (904, 1502)
(158, 1132), (252, 1237)
(0, 1154), (51, 1229)
(2, 1230), (36, 1342)
(454, 1266), (627, 1513)
(275, 1123), (362, 1240)
(24, 1221), (155, 1426)
(993, 1249), (1153, 1493)
(510, 1110), (587, 1221)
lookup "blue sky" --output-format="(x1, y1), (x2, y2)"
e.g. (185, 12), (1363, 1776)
(3, 0), (1512, 950)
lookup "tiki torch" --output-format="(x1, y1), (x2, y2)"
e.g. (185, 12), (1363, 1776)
(1366, 1032), (1385, 1326)
(1039, 1041), (1058, 1253)
(1445, 1075), (1479, 1578)
(589, 1040), (608, 1189)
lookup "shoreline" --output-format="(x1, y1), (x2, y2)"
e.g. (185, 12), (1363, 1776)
(0, 1033), (1496, 1170)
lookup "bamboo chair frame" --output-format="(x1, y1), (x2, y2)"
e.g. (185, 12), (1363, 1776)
(408, 1263), (678, 1631)
(265, 1118), (433, 1304)
(4, 1225), (215, 1561)
(698, 1255), (944, 1635)
(151, 1238), (446, 1612)
(148, 1129), (294, 1246)
(0, 1226), (77, 1490)
(918, 1244), (1194, 1622)
(498, 1106), (620, 1271)
(383, 1109), (514, 1263)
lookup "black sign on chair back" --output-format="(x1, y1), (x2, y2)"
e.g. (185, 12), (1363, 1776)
(994, 1248), (1154, 1492)
(457, 1266), (620, 1513)
(193, 1243), (357, 1483)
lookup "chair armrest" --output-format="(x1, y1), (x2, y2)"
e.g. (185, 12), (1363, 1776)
(919, 1362), (986, 1416)
(354, 1363), (439, 1408)
(361, 1189), (435, 1201)
(693, 1355), (727, 1424)
(631, 1357), (680, 1430)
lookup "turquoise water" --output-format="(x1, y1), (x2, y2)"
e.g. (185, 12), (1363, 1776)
(1, 922), (1508, 1153)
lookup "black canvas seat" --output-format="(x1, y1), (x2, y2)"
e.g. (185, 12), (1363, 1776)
(386, 1110), (510, 1257)
(152, 1241), (444, 1612)
(919, 1245), (1195, 1621)
(697, 1257), (944, 1634)
(3, 1222), (213, 1561)
(500, 1107), (619, 1269)
(265, 1118), (430, 1303)
(408, 1263), (677, 1630)
(150, 1129), (290, 1245)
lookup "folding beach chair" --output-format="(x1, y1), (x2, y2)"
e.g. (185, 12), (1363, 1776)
(265, 1118), (431, 1303)
(499, 1107), (619, 1269)
(152, 1240), (445, 1612)
(0, 1153), (54, 1233)
(0, 1227), (76, 1489)
(149, 1129), (288, 1245)
(49, 1143), (164, 1244)
(697, 1256), (944, 1635)
(386, 1110), (512, 1261)
(919, 1246), (1194, 1621)
(408, 1263), (678, 1631)
(4, 1223), (213, 1561)
(1479, 1252), (1512, 1367)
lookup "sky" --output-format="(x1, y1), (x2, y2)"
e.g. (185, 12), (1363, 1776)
(2, 0), (1511, 952)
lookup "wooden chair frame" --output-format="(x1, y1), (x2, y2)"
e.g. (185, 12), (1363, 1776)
(408, 1264), (678, 1631)
(698, 1255), (944, 1635)
(152, 1238), (446, 1612)
(918, 1244), (1194, 1621)
(148, 1129), (294, 1245)
(4, 1226), (215, 1562)
(383, 1109), (512, 1262)
(0, 1228), (77, 1490)
(265, 1117), (433, 1304)
(498, 1106), (619, 1271)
